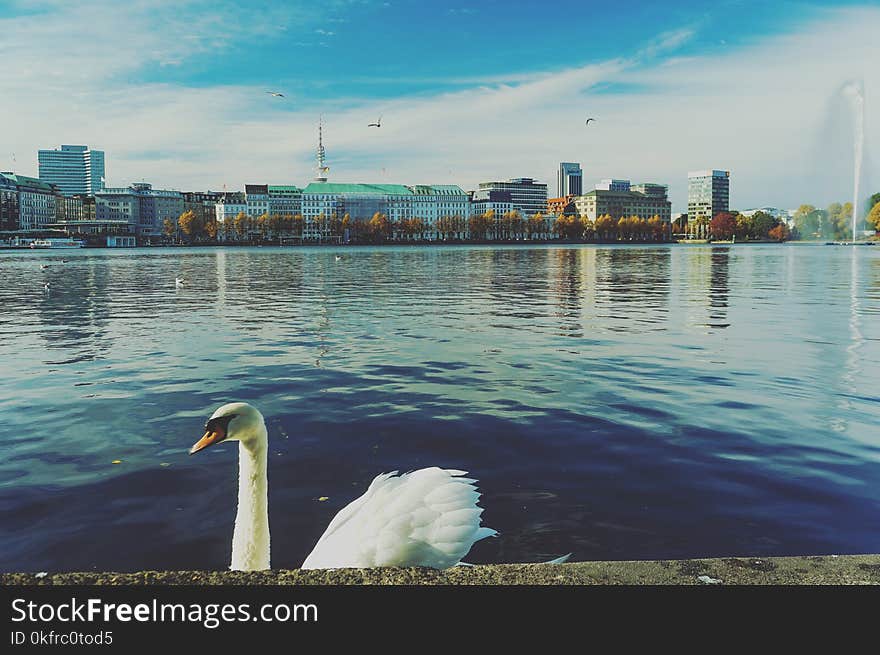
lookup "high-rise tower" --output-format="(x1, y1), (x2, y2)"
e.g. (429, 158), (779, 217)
(314, 117), (330, 182)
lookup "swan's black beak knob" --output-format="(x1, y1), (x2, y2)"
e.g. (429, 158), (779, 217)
(190, 416), (232, 454)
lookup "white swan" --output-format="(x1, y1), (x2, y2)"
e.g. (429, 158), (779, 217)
(189, 402), (497, 571)
(175, 277), (185, 286)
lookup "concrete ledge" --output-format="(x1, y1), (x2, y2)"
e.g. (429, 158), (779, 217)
(3, 555), (880, 585)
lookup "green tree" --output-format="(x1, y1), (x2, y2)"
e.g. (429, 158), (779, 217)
(748, 211), (777, 239)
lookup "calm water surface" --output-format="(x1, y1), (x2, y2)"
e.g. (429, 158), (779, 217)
(1, 244), (879, 572)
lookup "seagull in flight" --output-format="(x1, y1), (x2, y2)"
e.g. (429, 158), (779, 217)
(368, 115), (383, 128)
(266, 91), (285, 98)
(585, 117), (596, 125)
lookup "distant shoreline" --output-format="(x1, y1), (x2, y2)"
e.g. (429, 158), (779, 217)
(0, 239), (811, 251)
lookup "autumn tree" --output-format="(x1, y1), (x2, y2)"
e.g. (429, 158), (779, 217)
(648, 216), (665, 241)
(867, 201), (880, 232)
(553, 214), (582, 240)
(234, 211), (250, 240)
(163, 218), (176, 242)
(204, 215), (218, 240)
(527, 212), (546, 240)
(710, 212), (737, 240)
(768, 223), (791, 241)
(178, 209), (206, 243)
(594, 214), (616, 240)
(468, 210), (493, 241)
(369, 212), (391, 242)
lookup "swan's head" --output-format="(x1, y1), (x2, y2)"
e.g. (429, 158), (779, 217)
(189, 402), (265, 455)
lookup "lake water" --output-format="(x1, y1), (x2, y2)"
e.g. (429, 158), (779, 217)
(1, 244), (879, 572)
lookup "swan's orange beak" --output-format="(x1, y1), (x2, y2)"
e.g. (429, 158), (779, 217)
(190, 424), (226, 455)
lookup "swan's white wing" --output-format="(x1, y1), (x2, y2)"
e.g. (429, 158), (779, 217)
(301, 467), (496, 570)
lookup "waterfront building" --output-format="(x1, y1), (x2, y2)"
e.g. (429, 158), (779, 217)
(688, 169), (730, 223)
(96, 183), (183, 238)
(547, 195), (578, 216)
(268, 185), (302, 217)
(245, 184), (270, 218)
(595, 179), (631, 192)
(301, 182), (415, 242)
(470, 189), (517, 239)
(0, 173), (19, 232)
(0, 173), (60, 231)
(574, 182), (672, 222)
(214, 192), (247, 241)
(477, 178), (548, 217)
(182, 191), (223, 229)
(37, 145), (105, 196)
(558, 163), (583, 197)
(409, 185), (469, 240)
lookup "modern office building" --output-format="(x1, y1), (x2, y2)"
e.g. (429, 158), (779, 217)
(574, 181), (672, 222)
(595, 179), (632, 192)
(470, 189), (515, 218)
(268, 185), (303, 216)
(687, 169), (730, 222)
(38, 145), (105, 196)
(477, 178), (548, 217)
(557, 163), (583, 197)
(96, 182), (183, 238)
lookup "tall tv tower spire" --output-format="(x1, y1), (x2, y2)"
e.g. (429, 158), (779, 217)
(315, 115), (330, 182)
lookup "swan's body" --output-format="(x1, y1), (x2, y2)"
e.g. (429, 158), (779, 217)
(190, 402), (496, 571)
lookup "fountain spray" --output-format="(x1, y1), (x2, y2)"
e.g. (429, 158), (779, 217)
(843, 80), (865, 243)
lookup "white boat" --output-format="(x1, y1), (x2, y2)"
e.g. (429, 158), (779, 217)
(29, 238), (85, 249)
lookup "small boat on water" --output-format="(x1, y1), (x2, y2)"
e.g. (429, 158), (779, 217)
(29, 238), (85, 249)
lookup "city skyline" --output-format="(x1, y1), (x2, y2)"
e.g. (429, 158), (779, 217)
(0, 1), (877, 214)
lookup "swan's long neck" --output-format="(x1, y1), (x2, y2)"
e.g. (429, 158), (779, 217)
(231, 427), (270, 571)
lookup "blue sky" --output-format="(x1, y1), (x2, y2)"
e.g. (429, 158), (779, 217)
(0, 0), (877, 212)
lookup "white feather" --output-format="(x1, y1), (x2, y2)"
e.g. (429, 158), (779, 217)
(301, 467), (497, 569)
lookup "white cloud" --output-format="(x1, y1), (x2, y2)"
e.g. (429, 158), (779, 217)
(1, 3), (877, 214)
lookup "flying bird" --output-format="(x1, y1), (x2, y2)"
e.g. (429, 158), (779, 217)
(368, 115), (383, 128)
(266, 91), (285, 98)
(585, 117), (596, 125)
